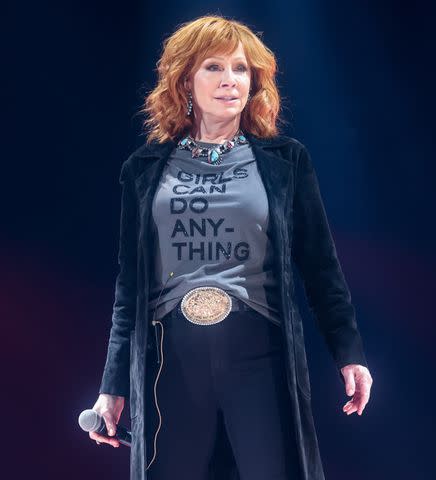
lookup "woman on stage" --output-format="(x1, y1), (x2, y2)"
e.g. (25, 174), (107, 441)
(89, 14), (373, 480)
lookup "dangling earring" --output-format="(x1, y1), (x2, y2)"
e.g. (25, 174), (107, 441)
(186, 91), (193, 116)
(244, 92), (252, 110)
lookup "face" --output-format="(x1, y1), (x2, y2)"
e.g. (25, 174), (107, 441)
(185, 42), (251, 122)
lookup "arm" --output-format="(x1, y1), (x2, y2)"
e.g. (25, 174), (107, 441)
(291, 145), (368, 384)
(99, 160), (138, 398)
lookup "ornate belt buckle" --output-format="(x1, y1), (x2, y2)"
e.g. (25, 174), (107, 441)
(180, 286), (232, 325)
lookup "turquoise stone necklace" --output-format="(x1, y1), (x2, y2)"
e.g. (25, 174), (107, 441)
(177, 129), (248, 165)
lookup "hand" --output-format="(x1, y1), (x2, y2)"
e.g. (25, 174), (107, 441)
(341, 364), (373, 416)
(88, 393), (125, 447)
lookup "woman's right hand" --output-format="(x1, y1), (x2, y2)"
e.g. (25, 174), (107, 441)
(89, 393), (125, 447)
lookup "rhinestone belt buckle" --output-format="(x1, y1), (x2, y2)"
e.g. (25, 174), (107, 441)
(180, 286), (232, 325)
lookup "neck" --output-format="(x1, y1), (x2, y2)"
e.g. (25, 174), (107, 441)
(191, 118), (241, 143)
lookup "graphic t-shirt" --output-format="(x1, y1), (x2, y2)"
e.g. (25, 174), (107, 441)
(148, 139), (281, 326)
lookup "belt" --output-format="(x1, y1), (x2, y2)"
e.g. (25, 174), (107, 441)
(176, 292), (251, 314)
(182, 286), (253, 325)
(149, 287), (252, 326)
(150, 286), (252, 325)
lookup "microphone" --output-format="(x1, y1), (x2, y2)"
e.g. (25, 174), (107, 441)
(78, 409), (131, 447)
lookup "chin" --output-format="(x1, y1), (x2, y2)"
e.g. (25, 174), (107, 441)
(212, 109), (242, 117)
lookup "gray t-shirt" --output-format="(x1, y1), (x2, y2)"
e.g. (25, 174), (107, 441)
(148, 139), (281, 326)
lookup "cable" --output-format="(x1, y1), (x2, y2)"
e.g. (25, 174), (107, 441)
(146, 270), (175, 471)
(146, 318), (165, 471)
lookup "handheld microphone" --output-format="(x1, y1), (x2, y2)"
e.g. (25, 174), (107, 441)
(78, 409), (131, 447)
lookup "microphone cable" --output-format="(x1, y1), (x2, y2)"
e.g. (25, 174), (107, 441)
(146, 269), (175, 471)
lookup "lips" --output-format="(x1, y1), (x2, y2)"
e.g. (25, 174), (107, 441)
(215, 96), (239, 100)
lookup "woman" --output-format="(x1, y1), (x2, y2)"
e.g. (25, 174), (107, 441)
(89, 15), (373, 480)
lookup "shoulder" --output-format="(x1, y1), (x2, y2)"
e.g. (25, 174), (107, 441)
(247, 133), (310, 168)
(126, 138), (172, 162)
(117, 137), (177, 182)
(248, 132), (307, 151)
(117, 147), (148, 184)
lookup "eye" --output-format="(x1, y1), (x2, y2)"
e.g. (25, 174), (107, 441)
(205, 63), (248, 72)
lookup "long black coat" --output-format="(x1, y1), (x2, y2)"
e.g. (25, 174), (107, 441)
(99, 132), (368, 480)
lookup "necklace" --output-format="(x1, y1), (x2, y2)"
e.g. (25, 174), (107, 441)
(177, 129), (248, 165)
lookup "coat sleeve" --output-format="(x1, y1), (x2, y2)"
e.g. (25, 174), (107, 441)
(99, 159), (137, 398)
(291, 144), (368, 383)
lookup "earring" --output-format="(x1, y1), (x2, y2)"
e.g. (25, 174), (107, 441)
(244, 92), (252, 109)
(186, 91), (193, 116)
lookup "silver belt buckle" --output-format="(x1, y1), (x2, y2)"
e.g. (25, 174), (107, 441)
(180, 286), (232, 325)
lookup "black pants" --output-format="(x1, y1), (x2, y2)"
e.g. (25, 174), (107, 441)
(145, 301), (301, 480)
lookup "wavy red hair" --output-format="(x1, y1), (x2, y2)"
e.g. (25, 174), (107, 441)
(139, 15), (286, 144)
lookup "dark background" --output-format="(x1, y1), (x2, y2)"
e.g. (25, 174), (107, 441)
(4, 1), (435, 478)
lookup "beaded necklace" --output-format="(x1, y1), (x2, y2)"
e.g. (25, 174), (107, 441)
(177, 129), (248, 165)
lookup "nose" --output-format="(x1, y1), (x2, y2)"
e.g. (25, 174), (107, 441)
(219, 66), (237, 87)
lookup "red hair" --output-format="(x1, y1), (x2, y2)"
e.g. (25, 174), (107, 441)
(139, 15), (287, 144)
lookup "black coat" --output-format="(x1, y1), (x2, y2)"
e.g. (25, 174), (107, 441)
(99, 132), (368, 480)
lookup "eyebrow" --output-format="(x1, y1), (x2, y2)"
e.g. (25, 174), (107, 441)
(206, 56), (248, 62)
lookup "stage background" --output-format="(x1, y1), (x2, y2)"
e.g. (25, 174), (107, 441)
(4, 1), (435, 478)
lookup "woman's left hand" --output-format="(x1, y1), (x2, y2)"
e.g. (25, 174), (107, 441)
(340, 364), (373, 416)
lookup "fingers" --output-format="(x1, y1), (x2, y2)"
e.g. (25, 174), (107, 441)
(88, 397), (124, 447)
(343, 400), (359, 415)
(342, 368), (373, 416)
(341, 368), (356, 396)
(343, 390), (369, 416)
(356, 384), (371, 415)
(102, 411), (118, 438)
(89, 430), (120, 448)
